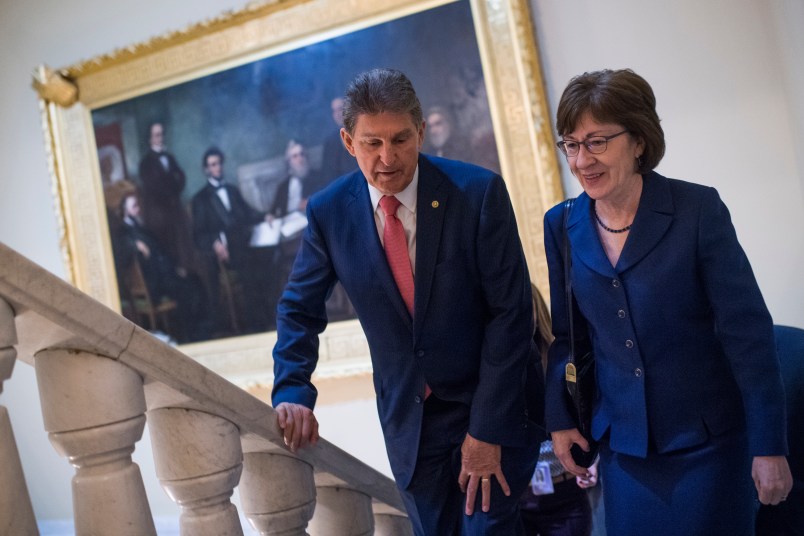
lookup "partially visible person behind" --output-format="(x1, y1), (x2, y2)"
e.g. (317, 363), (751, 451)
(543, 68), (792, 536)
(421, 106), (470, 162)
(520, 283), (595, 536)
(756, 324), (804, 535)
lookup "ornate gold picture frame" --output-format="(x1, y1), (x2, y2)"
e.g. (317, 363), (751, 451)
(33, 0), (562, 392)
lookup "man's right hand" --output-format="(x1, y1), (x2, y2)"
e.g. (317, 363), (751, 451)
(275, 402), (319, 453)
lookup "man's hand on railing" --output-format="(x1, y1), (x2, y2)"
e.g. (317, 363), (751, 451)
(275, 402), (319, 453)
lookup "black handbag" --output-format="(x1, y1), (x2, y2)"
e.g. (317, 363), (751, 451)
(562, 199), (600, 468)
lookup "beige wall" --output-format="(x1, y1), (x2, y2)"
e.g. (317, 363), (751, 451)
(1, 0), (802, 522)
(530, 0), (804, 326)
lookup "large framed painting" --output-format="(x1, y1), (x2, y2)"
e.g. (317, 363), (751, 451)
(33, 0), (563, 392)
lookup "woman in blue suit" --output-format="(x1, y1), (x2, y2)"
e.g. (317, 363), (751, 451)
(542, 69), (792, 535)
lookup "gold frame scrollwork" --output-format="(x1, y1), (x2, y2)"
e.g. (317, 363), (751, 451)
(33, 0), (562, 392)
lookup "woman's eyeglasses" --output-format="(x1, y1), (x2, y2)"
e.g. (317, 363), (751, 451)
(556, 130), (628, 157)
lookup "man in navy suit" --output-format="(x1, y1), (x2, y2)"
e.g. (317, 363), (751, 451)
(271, 68), (544, 535)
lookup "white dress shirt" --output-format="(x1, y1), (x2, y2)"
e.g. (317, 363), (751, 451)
(287, 176), (303, 214)
(151, 144), (170, 170)
(208, 178), (230, 246)
(367, 166), (418, 275)
(208, 178), (231, 212)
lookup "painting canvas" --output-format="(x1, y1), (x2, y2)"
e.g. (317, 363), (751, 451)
(34, 0), (562, 389)
(91, 0), (500, 344)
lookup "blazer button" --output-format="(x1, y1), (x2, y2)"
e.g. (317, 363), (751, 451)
(612, 279), (620, 288)
(414, 395), (423, 404)
(625, 339), (634, 348)
(617, 309), (626, 318)
(416, 350), (425, 358)
(634, 368), (643, 377)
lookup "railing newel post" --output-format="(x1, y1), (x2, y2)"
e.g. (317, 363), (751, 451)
(0, 297), (39, 535)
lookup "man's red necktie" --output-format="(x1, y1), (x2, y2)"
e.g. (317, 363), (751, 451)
(379, 195), (431, 399)
(379, 195), (415, 315)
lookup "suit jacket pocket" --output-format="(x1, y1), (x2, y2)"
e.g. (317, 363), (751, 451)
(702, 402), (743, 438)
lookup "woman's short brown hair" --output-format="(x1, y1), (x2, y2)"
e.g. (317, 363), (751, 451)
(556, 69), (665, 173)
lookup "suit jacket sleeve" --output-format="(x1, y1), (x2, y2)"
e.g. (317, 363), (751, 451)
(697, 187), (787, 456)
(270, 203), (337, 410)
(543, 205), (577, 433)
(468, 175), (536, 443)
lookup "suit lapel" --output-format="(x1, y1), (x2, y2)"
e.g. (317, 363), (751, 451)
(569, 173), (675, 277)
(615, 172), (674, 274)
(412, 156), (447, 336)
(347, 174), (413, 328)
(208, 185), (233, 227)
(568, 194), (616, 278)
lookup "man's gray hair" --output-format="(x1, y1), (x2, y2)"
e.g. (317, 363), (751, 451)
(342, 68), (423, 134)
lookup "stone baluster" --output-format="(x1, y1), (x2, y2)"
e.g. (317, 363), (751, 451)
(148, 407), (244, 535)
(309, 484), (374, 536)
(239, 450), (316, 535)
(34, 347), (155, 535)
(373, 504), (413, 536)
(0, 298), (39, 535)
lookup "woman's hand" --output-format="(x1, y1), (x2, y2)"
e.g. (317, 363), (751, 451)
(576, 458), (599, 488)
(551, 428), (592, 477)
(752, 456), (793, 505)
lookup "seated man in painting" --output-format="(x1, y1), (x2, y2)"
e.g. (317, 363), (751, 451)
(268, 140), (327, 290)
(113, 193), (208, 342)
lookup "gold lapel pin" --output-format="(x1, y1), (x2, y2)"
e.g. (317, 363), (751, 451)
(431, 200), (439, 208)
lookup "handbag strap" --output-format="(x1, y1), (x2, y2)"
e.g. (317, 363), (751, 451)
(562, 198), (577, 368)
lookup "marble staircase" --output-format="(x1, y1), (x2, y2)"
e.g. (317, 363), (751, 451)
(0, 242), (411, 535)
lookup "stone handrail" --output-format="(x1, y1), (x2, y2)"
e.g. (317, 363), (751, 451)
(0, 242), (411, 535)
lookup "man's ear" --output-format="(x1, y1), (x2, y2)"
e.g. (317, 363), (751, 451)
(340, 128), (356, 157)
